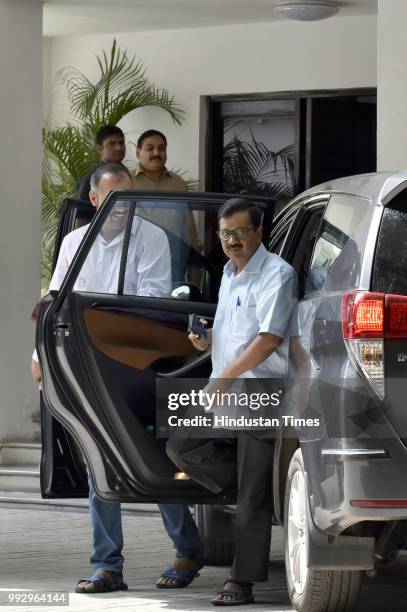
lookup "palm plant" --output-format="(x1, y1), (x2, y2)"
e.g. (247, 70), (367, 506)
(42, 39), (185, 286)
(222, 130), (296, 206)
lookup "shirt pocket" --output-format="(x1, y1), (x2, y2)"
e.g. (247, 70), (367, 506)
(231, 304), (258, 339)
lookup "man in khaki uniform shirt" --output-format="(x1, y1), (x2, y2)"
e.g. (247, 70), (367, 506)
(131, 129), (201, 278)
(131, 129), (188, 192)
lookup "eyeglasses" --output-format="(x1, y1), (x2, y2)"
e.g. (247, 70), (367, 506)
(217, 226), (255, 241)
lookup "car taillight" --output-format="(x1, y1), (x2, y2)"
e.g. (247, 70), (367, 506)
(342, 292), (384, 340)
(385, 295), (407, 338)
(342, 292), (407, 399)
(342, 292), (385, 398)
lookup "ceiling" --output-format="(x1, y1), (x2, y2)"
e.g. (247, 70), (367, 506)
(43, 0), (377, 37)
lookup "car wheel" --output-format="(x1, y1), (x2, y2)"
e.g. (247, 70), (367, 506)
(284, 449), (362, 612)
(195, 504), (235, 566)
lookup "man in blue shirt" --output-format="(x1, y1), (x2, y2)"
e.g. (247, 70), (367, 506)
(168, 197), (298, 606)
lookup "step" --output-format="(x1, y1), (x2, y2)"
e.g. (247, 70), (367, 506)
(0, 491), (159, 515)
(0, 442), (41, 466)
(0, 465), (40, 493)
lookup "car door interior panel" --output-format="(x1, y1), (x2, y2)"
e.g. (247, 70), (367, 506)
(83, 309), (195, 370)
(41, 294), (232, 503)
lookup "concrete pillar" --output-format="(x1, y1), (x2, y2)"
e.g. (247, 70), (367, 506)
(0, 0), (42, 440)
(377, 0), (407, 170)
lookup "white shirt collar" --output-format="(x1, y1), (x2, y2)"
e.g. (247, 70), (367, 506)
(223, 243), (268, 277)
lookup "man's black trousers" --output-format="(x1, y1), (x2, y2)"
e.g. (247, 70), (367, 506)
(167, 432), (275, 582)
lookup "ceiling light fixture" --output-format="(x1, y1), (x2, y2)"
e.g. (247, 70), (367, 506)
(274, 1), (339, 21)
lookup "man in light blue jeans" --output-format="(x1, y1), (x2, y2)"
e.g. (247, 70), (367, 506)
(32, 164), (203, 593)
(86, 475), (203, 592)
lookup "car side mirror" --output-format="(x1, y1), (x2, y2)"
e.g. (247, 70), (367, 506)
(171, 283), (203, 302)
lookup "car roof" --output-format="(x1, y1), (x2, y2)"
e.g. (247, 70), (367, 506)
(294, 170), (407, 207)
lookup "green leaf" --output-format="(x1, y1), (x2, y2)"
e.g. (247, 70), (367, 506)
(57, 38), (185, 131)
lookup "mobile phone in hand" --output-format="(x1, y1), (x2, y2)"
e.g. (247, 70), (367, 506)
(188, 313), (208, 339)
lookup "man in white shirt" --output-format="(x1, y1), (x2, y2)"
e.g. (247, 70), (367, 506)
(32, 164), (203, 594)
(168, 198), (298, 606)
(52, 202), (171, 296)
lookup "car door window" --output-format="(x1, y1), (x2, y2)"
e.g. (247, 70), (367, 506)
(51, 199), (95, 276)
(306, 194), (370, 294)
(288, 206), (326, 297)
(373, 205), (407, 295)
(74, 197), (224, 303)
(269, 215), (296, 255)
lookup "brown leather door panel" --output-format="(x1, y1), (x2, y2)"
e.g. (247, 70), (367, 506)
(84, 309), (194, 370)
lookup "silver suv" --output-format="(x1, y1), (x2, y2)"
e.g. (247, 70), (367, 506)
(37, 174), (407, 612)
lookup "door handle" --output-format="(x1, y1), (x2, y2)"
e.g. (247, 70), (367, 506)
(53, 323), (70, 337)
(156, 351), (211, 377)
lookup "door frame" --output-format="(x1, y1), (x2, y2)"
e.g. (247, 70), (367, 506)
(199, 87), (377, 194)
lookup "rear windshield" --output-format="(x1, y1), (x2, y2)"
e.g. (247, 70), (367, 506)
(372, 201), (407, 295)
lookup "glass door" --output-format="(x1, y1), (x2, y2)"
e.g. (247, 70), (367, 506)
(221, 99), (298, 211)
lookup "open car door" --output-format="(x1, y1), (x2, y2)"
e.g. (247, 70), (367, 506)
(38, 191), (274, 504)
(41, 198), (95, 498)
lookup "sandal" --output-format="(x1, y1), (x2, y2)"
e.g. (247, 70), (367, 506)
(75, 570), (128, 594)
(156, 563), (203, 589)
(211, 580), (254, 606)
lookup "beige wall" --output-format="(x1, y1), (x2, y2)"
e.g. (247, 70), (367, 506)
(0, 0), (42, 440)
(377, 0), (407, 170)
(43, 38), (53, 122)
(45, 15), (377, 179)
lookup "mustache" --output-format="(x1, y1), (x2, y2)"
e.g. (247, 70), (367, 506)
(149, 155), (163, 161)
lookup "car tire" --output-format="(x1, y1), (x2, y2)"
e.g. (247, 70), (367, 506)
(195, 504), (235, 566)
(284, 449), (362, 612)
